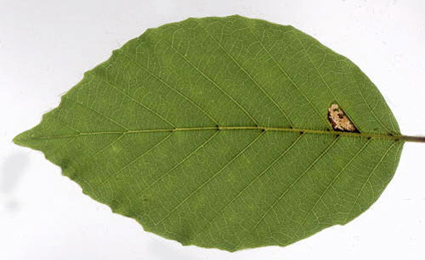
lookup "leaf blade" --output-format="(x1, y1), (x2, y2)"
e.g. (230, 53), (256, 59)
(14, 15), (404, 251)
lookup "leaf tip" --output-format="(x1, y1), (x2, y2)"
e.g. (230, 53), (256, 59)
(12, 130), (31, 147)
(12, 133), (23, 146)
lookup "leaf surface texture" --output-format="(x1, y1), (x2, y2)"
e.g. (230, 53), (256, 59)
(14, 16), (403, 251)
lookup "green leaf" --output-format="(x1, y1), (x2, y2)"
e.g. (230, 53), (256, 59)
(15, 15), (422, 251)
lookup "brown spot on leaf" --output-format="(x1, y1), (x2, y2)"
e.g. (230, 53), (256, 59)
(328, 104), (357, 132)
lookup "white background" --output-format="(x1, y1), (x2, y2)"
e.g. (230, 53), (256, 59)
(1, 0), (425, 259)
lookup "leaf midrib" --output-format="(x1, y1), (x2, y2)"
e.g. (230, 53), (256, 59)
(20, 125), (421, 143)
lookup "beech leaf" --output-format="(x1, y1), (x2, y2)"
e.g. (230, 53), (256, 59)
(14, 15), (425, 251)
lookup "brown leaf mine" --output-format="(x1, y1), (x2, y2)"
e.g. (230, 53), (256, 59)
(328, 104), (357, 132)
